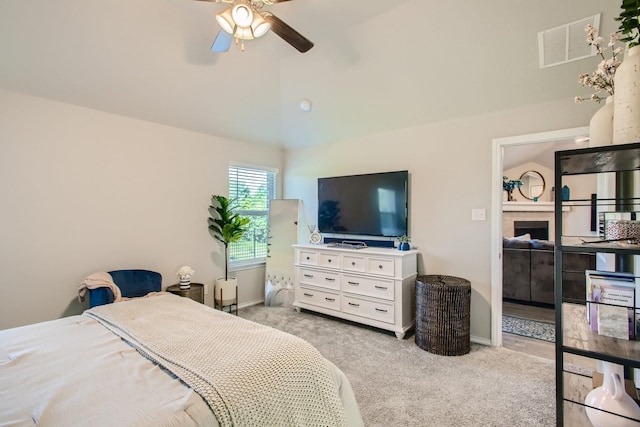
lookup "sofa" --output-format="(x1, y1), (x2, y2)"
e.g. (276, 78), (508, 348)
(502, 238), (595, 305)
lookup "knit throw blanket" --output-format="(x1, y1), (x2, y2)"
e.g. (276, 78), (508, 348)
(85, 294), (347, 427)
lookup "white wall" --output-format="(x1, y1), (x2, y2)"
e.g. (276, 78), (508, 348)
(284, 97), (598, 342)
(0, 89), (283, 329)
(0, 89), (600, 341)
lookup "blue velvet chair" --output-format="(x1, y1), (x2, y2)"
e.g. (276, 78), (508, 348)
(89, 269), (162, 308)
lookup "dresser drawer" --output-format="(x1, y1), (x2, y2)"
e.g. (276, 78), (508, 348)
(342, 255), (366, 273)
(297, 286), (340, 311)
(299, 250), (318, 266)
(341, 295), (394, 324)
(366, 257), (395, 277)
(318, 253), (340, 269)
(342, 274), (394, 301)
(298, 268), (340, 290)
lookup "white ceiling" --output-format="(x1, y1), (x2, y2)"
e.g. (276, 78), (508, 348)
(0, 0), (621, 148)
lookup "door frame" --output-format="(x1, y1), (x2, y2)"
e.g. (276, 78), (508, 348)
(490, 126), (589, 346)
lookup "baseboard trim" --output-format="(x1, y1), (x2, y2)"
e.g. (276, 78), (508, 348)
(471, 335), (492, 346)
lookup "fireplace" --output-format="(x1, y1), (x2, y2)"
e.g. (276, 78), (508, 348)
(514, 220), (549, 240)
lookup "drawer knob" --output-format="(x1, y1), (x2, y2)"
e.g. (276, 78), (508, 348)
(306, 256), (310, 260)
(328, 259), (332, 263)
(325, 297), (335, 302)
(351, 261), (356, 266)
(378, 265), (383, 269)
(348, 302), (360, 307)
(348, 281), (359, 286)
(325, 277), (336, 282)
(375, 308), (388, 313)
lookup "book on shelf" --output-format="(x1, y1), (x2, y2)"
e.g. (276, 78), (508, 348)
(585, 270), (637, 340)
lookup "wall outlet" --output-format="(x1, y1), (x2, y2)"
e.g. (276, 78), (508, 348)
(204, 284), (209, 295)
(471, 208), (486, 221)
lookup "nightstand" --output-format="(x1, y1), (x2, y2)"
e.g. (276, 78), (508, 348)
(166, 283), (204, 304)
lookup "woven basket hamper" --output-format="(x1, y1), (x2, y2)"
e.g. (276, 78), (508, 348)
(415, 275), (471, 356)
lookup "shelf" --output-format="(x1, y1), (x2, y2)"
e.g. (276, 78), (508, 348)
(560, 236), (640, 255)
(561, 304), (640, 367)
(557, 142), (640, 175)
(554, 142), (640, 427)
(503, 201), (569, 212)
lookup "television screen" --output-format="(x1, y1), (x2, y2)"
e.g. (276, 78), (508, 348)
(317, 170), (408, 237)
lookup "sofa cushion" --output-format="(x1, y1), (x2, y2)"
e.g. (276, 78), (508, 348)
(530, 239), (554, 251)
(503, 237), (531, 249)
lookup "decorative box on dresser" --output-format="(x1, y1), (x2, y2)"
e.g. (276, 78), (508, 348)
(292, 244), (418, 339)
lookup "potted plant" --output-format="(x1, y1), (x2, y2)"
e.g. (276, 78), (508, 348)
(615, 0), (640, 48)
(208, 195), (250, 306)
(397, 234), (411, 251)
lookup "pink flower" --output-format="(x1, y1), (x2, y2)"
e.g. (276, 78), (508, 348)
(575, 25), (622, 103)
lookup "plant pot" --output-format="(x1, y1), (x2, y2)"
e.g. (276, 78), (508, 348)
(398, 242), (410, 251)
(613, 45), (640, 145)
(215, 277), (237, 306)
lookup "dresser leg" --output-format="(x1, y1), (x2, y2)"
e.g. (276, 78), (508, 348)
(395, 331), (405, 340)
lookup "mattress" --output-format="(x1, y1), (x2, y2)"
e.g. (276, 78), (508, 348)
(0, 294), (363, 426)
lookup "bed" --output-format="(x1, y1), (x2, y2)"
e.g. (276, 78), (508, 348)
(0, 293), (363, 426)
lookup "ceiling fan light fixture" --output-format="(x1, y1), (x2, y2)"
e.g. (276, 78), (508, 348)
(234, 26), (254, 41)
(231, 3), (254, 28)
(215, 8), (235, 34)
(251, 13), (271, 38)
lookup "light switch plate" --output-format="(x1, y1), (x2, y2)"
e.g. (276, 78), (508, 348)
(472, 208), (486, 221)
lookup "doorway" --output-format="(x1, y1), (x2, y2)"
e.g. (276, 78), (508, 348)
(490, 126), (590, 347)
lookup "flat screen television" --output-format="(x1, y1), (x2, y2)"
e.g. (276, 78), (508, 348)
(317, 170), (408, 238)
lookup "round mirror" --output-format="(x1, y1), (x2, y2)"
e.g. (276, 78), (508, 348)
(518, 170), (545, 200)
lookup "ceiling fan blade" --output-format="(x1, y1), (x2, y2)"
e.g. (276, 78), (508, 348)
(211, 30), (233, 52)
(264, 13), (313, 53)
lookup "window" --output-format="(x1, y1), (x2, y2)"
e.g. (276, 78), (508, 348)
(228, 165), (277, 267)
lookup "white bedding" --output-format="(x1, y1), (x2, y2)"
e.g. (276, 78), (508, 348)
(0, 294), (363, 427)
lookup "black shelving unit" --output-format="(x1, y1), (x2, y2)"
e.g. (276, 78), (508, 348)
(554, 142), (640, 426)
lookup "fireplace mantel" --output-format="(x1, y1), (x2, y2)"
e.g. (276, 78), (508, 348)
(502, 201), (569, 212)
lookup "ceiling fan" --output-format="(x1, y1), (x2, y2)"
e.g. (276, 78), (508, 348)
(194, 0), (314, 53)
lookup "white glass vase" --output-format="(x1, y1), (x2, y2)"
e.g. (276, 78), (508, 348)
(589, 96), (614, 147)
(613, 45), (640, 145)
(585, 362), (640, 427)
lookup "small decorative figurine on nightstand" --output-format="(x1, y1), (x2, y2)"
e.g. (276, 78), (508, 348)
(397, 235), (411, 251)
(177, 265), (194, 289)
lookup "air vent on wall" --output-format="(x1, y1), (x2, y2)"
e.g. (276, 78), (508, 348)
(538, 14), (600, 68)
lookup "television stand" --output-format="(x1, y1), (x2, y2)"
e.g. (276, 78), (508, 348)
(327, 240), (368, 249)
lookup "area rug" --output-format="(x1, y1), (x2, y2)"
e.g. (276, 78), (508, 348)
(240, 305), (555, 427)
(503, 314), (555, 342)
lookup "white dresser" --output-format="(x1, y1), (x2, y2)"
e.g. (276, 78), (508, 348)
(292, 244), (418, 339)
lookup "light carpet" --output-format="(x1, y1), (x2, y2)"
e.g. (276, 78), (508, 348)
(239, 305), (555, 427)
